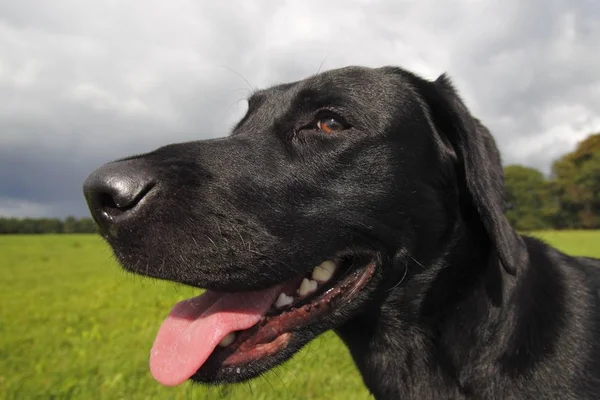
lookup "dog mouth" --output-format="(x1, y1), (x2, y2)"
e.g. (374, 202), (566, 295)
(149, 255), (376, 386)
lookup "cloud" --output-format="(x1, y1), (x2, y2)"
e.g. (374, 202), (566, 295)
(0, 197), (53, 217)
(0, 0), (598, 217)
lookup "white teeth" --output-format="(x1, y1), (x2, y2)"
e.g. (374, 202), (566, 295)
(218, 332), (236, 347)
(274, 292), (294, 309)
(297, 278), (318, 297)
(311, 260), (338, 282)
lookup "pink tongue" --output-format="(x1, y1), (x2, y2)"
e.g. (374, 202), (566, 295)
(149, 286), (282, 386)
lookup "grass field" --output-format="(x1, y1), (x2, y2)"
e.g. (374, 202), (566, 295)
(1, 231), (599, 399)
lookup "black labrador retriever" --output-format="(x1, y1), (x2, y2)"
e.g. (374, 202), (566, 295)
(83, 65), (600, 399)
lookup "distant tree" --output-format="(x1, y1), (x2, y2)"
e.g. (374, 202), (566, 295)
(504, 165), (555, 230)
(75, 218), (97, 233)
(38, 218), (63, 233)
(0, 216), (97, 234)
(0, 218), (20, 234)
(20, 218), (38, 233)
(63, 216), (78, 233)
(565, 133), (600, 163)
(551, 133), (600, 229)
(575, 152), (600, 228)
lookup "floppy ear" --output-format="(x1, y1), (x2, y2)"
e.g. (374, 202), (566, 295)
(419, 73), (527, 275)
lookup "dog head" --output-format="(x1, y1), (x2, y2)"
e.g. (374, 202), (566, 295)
(83, 66), (523, 385)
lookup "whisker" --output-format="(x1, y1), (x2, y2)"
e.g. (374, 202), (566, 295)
(218, 65), (255, 92)
(316, 54), (329, 75)
(387, 258), (409, 292)
(246, 380), (254, 396)
(230, 223), (246, 250)
(246, 248), (299, 275)
(260, 373), (275, 392)
(205, 235), (218, 250)
(271, 367), (287, 388)
(409, 255), (426, 269)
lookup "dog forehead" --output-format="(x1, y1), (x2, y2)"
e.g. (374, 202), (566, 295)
(254, 66), (409, 104)
(305, 66), (379, 86)
(272, 69), (413, 120)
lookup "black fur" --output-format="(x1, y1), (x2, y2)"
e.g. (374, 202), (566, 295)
(84, 66), (600, 399)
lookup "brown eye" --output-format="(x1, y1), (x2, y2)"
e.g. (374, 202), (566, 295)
(316, 117), (345, 133)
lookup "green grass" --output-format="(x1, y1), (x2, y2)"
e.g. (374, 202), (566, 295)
(0, 235), (369, 400)
(1, 231), (599, 399)
(525, 230), (600, 257)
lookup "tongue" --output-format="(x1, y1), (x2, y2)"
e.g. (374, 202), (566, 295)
(149, 286), (282, 386)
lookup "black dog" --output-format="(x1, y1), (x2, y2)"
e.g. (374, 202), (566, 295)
(83, 66), (600, 399)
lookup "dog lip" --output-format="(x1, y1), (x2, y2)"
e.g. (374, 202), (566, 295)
(146, 252), (379, 385)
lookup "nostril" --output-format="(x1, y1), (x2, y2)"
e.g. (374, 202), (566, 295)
(103, 181), (154, 210)
(98, 192), (125, 219)
(93, 181), (154, 219)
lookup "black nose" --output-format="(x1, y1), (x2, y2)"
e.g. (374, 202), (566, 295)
(83, 159), (155, 233)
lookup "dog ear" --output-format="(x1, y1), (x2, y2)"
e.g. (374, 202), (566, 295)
(420, 74), (526, 275)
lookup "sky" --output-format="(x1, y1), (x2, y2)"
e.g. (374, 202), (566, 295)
(1, 0), (599, 218)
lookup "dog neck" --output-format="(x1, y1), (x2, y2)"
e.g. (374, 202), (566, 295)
(336, 228), (521, 400)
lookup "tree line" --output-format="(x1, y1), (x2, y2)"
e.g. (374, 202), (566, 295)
(505, 133), (600, 231)
(0, 133), (598, 234)
(0, 216), (97, 234)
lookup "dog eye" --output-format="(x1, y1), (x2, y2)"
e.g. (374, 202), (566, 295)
(316, 117), (346, 133)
